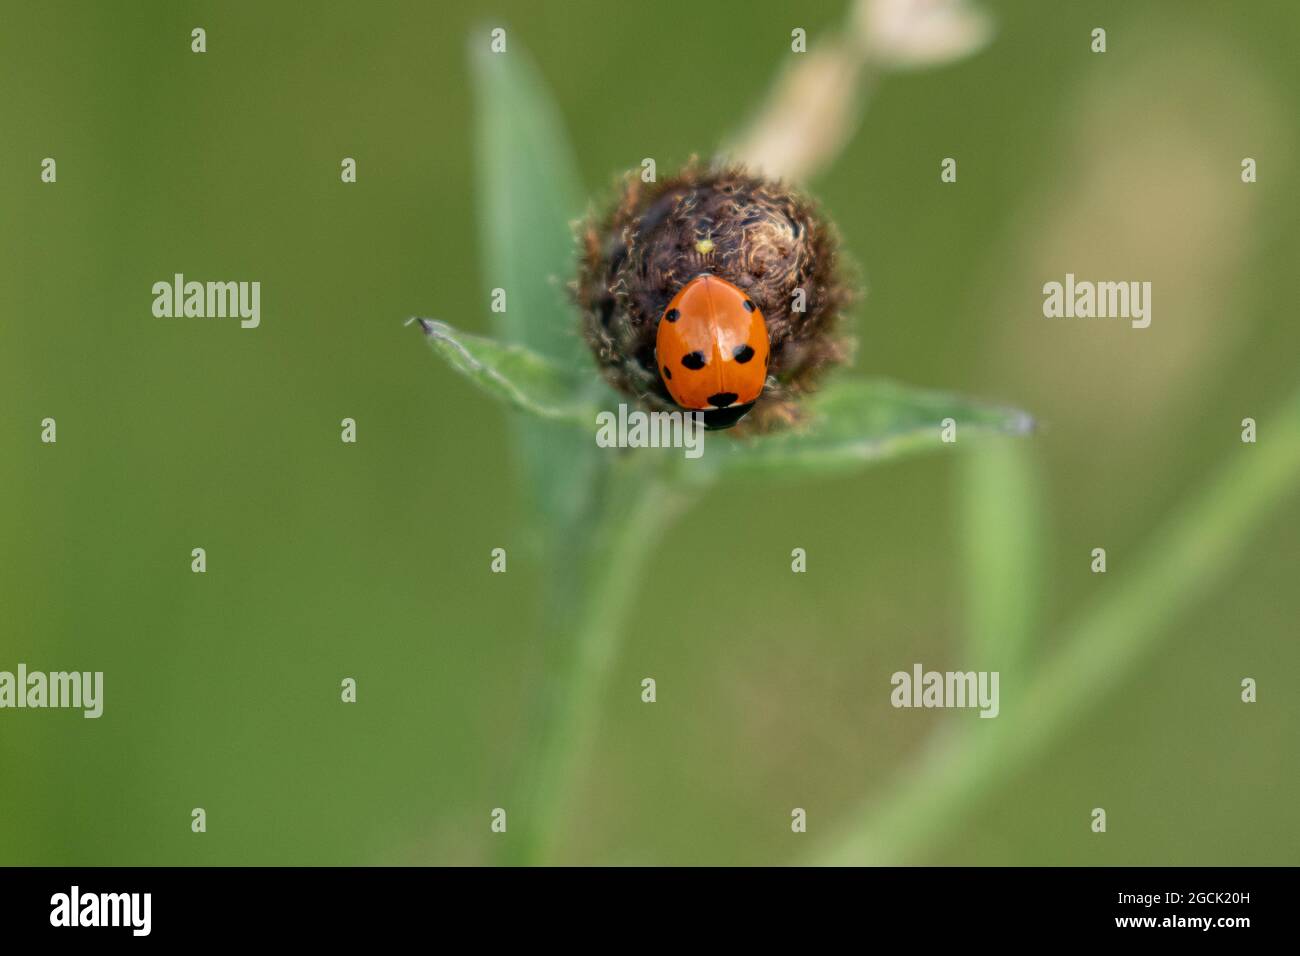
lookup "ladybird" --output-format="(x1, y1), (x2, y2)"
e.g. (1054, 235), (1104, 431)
(654, 274), (770, 429)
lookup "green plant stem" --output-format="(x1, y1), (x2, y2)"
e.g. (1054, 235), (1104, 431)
(513, 465), (684, 865)
(812, 385), (1300, 865)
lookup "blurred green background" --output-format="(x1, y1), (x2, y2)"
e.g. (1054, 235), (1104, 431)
(2, 0), (1297, 865)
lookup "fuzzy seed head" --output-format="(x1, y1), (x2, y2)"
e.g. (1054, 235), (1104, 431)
(576, 161), (855, 431)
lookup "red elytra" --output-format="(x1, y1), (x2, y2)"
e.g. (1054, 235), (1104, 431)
(655, 274), (770, 429)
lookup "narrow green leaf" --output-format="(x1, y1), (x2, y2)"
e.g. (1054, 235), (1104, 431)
(687, 377), (1034, 481)
(472, 38), (585, 371)
(470, 34), (605, 548)
(412, 318), (594, 424)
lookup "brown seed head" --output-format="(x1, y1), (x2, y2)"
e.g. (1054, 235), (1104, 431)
(576, 161), (856, 431)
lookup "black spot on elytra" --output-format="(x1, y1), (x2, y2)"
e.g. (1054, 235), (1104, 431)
(681, 351), (706, 371)
(662, 365), (672, 380)
(743, 299), (755, 312)
(733, 344), (755, 364)
(702, 401), (755, 430)
(707, 391), (738, 408)
(665, 308), (680, 323)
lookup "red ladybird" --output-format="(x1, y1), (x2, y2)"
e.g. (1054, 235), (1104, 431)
(654, 274), (770, 429)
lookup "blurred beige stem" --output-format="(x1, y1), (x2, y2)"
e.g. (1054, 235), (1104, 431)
(811, 384), (1300, 865)
(725, 40), (875, 183)
(726, 0), (994, 181)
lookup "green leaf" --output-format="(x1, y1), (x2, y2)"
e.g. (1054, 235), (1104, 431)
(686, 377), (1035, 482)
(473, 38), (585, 372)
(412, 318), (595, 424)
(470, 34), (605, 549)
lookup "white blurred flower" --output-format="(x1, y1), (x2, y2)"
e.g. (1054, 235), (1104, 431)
(854, 0), (993, 70)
